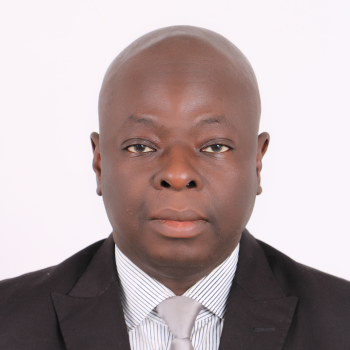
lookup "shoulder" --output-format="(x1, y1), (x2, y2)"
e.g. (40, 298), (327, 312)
(257, 239), (350, 294)
(0, 238), (105, 296)
(257, 238), (350, 321)
(0, 238), (105, 348)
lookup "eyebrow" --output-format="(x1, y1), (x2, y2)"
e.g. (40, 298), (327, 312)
(195, 115), (231, 127)
(123, 115), (159, 128)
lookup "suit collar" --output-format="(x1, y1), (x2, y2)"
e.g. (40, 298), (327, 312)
(234, 229), (286, 300)
(68, 234), (118, 298)
(219, 229), (298, 350)
(51, 234), (131, 350)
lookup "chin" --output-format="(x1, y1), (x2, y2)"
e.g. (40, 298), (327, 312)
(148, 241), (214, 270)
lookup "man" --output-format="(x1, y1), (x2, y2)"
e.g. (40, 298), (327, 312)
(0, 25), (349, 350)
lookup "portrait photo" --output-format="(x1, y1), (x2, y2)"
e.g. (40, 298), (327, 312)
(0, 1), (349, 349)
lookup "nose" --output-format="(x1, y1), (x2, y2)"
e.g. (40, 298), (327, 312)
(153, 147), (203, 191)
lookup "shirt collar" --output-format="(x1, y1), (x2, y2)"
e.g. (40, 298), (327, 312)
(115, 244), (239, 330)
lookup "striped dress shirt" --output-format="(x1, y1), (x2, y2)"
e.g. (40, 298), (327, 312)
(115, 244), (240, 350)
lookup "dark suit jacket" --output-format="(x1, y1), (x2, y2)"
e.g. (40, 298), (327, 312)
(1, 230), (350, 349)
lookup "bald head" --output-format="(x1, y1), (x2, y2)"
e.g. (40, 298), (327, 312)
(98, 25), (261, 134)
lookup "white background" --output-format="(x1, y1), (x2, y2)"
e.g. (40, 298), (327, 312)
(1, 0), (349, 281)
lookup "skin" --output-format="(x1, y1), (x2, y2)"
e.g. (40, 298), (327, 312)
(91, 26), (269, 295)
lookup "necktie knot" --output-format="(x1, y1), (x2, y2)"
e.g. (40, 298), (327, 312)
(156, 296), (202, 350)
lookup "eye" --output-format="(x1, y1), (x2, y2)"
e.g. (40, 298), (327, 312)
(201, 144), (230, 153)
(126, 144), (155, 153)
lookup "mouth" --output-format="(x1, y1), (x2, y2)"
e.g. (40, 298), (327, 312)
(149, 209), (208, 239)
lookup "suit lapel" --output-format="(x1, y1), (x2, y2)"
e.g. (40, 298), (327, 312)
(219, 230), (298, 350)
(51, 235), (130, 350)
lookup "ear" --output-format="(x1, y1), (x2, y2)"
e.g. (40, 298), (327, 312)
(90, 132), (102, 196)
(256, 132), (270, 195)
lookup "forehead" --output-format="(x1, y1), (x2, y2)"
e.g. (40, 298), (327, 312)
(99, 41), (260, 136)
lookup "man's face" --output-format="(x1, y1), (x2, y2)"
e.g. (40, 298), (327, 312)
(93, 44), (267, 285)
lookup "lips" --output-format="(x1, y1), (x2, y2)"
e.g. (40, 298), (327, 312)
(149, 209), (208, 238)
(157, 220), (201, 228)
(150, 208), (208, 222)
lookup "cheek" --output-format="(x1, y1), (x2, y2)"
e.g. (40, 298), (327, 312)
(209, 160), (257, 232)
(100, 156), (149, 232)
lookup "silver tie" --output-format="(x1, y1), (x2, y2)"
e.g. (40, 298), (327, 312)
(156, 296), (202, 350)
